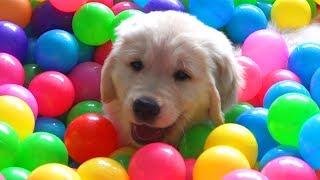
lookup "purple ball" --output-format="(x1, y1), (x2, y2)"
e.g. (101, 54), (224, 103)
(31, 2), (73, 36)
(0, 21), (28, 62)
(144, 0), (185, 13)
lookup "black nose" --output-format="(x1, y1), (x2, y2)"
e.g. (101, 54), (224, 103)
(133, 97), (160, 122)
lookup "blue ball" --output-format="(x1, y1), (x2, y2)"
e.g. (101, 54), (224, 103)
(226, 4), (267, 44)
(236, 108), (278, 160)
(288, 43), (320, 88)
(299, 113), (320, 169)
(35, 117), (66, 140)
(263, 80), (310, 108)
(144, 0), (185, 13)
(256, 2), (272, 20)
(133, 0), (149, 7)
(310, 68), (320, 106)
(77, 40), (95, 64)
(259, 145), (301, 169)
(189, 0), (234, 29)
(25, 38), (36, 64)
(35, 29), (79, 73)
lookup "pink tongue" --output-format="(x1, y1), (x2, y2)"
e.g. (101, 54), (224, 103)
(132, 124), (165, 144)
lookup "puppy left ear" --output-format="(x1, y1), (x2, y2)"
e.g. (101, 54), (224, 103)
(208, 75), (225, 126)
(101, 56), (116, 104)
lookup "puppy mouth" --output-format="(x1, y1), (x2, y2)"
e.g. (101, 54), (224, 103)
(131, 123), (172, 145)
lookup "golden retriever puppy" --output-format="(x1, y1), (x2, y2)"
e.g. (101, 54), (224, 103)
(101, 11), (242, 147)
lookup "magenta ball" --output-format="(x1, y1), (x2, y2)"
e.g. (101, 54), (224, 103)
(224, 169), (268, 180)
(0, 84), (38, 117)
(242, 29), (289, 77)
(68, 62), (102, 103)
(129, 143), (186, 180)
(185, 159), (195, 180)
(0, 53), (24, 86)
(112, 2), (139, 15)
(261, 156), (317, 180)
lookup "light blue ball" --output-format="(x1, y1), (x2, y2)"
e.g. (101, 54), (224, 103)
(35, 29), (79, 73)
(288, 43), (320, 88)
(264, 80), (310, 108)
(225, 4), (267, 44)
(310, 68), (320, 106)
(189, 0), (234, 29)
(77, 40), (95, 64)
(236, 108), (278, 160)
(299, 113), (320, 169)
(133, 0), (149, 7)
(35, 117), (66, 140)
(256, 1), (272, 20)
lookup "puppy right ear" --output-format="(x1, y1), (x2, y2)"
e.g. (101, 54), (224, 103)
(101, 56), (116, 103)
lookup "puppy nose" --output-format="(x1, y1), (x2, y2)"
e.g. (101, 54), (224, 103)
(133, 97), (160, 122)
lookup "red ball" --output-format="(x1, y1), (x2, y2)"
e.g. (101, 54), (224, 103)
(64, 113), (118, 163)
(94, 41), (112, 65)
(28, 71), (74, 117)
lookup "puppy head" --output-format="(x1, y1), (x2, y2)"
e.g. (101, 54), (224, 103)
(101, 11), (242, 146)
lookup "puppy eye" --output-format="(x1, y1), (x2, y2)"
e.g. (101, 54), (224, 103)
(130, 60), (144, 72)
(174, 70), (191, 81)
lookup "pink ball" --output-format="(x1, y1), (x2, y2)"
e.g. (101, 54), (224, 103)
(242, 30), (289, 77)
(0, 84), (38, 118)
(0, 174), (4, 180)
(68, 62), (102, 103)
(237, 56), (262, 101)
(185, 159), (195, 180)
(224, 169), (268, 180)
(261, 156), (317, 180)
(0, 53), (24, 86)
(49, 0), (87, 12)
(88, 0), (113, 7)
(112, 2), (139, 15)
(129, 143), (186, 180)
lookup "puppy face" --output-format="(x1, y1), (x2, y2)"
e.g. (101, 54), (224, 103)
(101, 11), (242, 147)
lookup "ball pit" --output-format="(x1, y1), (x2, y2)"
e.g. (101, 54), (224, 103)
(0, 0), (32, 28)
(0, 53), (25, 86)
(66, 100), (103, 125)
(35, 117), (66, 140)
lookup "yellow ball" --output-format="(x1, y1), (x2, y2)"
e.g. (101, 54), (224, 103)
(193, 145), (250, 180)
(204, 123), (258, 167)
(315, 0), (320, 5)
(271, 0), (311, 30)
(28, 163), (81, 180)
(77, 157), (129, 180)
(0, 95), (34, 140)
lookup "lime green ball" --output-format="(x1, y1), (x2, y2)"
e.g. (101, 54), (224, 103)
(268, 93), (319, 147)
(111, 9), (143, 42)
(224, 103), (253, 123)
(306, 0), (317, 17)
(1, 167), (30, 180)
(178, 122), (215, 158)
(234, 0), (257, 6)
(23, 64), (42, 86)
(72, 2), (115, 46)
(66, 100), (102, 125)
(258, 0), (276, 4)
(110, 154), (132, 170)
(15, 132), (68, 171)
(0, 122), (19, 170)
(181, 0), (189, 10)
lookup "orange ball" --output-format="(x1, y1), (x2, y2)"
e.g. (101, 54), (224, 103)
(0, 0), (32, 28)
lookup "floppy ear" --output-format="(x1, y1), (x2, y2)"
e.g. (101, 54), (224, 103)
(208, 74), (225, 126)
(101, 55), (116, 104)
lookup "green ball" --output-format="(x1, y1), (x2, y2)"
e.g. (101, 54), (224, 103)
(306, 0), (317, 17)
(178, 122), (214, 158)
(181, 0), (189, 9)
(111, 9), (143, 42)
(1, 167), (30, 180)
(66, 100), (102, 125)
(72, 2), (115, 46)
(268, 93), (319, 147)
(234, 0), (257, 6)
(110, 154), (132, 170)
(257, 0), (275, 4)
(224, 103), (253, 123)
(23, 64), (42, 86)
(0, 122), (19, 170)
(15, 132), (68, 171)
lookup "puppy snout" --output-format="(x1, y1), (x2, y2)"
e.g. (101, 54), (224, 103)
(133, 97), (160, 123)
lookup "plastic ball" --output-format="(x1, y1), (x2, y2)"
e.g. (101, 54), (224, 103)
(0, 96), (34, 140)
(112, 2), (139, 15)
(299, 114), (320, 169)
(178, 122), (215, 158)
(0, 21), (28, 62)
(144, 0), (185, 13)
(23, 64), (42, 86)
(237, 56), (263, 101)
(88, 0), (113, 7)
(77, 40), (95, 63)
(30, 0), (46, 9)
(185, 159), (195, 180)
(26, 38), (36, 64)
(94, 41), (113, 65)
(133, 0), (149, 8)
(1, 167), (30, 180)
(110, 147), (136, 170)
(129, 143), (186, 180)
(205, 123), (258, 167)
(0, 122), (19, 169)
(31, 2), (73, 36)
(49, 0), (87, 12)
(0, 0), (32, 28)
(311, 68), (320, 106)
(306, 0), (317, 17)
(0, 53), (24, 86)
(268, 93), (319, 147)
(35, 30), (79, 73)
(289, 43), (320, 88)
(261, 156), (317, 180)
(224, 169), (268, 180)
(271, 0), (311, 30)
(35, 117), (66, 140)
(64, 113), (117, 163)
(256, 2), (272, 20)
(242, 30), (289, 77)
(226, 4), (268, 44)
(28, 71), (75, 117)
(66, 100), (102, 125)
(29, 163), (80, 180)
(246, 95), (262, 107)
(224, 103), (253, 123)
(68, 62), (102, 103)
(189, 0), (234, 29)
(78, 157), (128, 180)
(264, 80), (310, 108)
(73, 2), (115, 46)
(193, 145), (250, 180)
